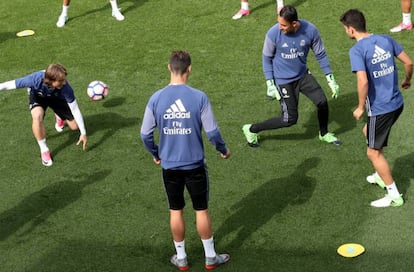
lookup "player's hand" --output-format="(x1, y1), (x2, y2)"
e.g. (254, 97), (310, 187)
(220, 148), (231, 159)
(76, 134), (88, 150)
(266, 79), (281, 100)
(353, 107), (364, 121)
(326, 74), (339, 99)
(153, 157), (161, 165)
(401, 78), (411, 89)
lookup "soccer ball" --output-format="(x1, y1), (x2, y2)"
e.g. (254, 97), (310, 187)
(87, 80), (108, 100)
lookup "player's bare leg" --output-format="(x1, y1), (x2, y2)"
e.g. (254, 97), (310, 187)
(31, 107), (52, 166)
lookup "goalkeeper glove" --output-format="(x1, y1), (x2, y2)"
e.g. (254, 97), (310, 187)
(326, 73), (339, 99)
(266, 79), (281, 100)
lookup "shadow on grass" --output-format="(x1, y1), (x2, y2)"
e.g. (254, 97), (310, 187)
(119, 0), (148, 15)
(68, 0), (147, 23)
(26, 239), (166, 272)
(102, 96), (126, 108)
(49, 111), (139, 157)
(0, 32), (16, 44)
(393, 152), (414, 195)
(215, 157), (320, 250)
(258, 91), (357, 143)
(25, 239), (414, 272)
(0, 169), (111, 241)
(227, 245), (414, 272)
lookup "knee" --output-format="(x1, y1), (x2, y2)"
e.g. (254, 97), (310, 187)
(286, 118), (297, 127)
(366, 148), (381, 160)
(32, 115), (43, 123)
(280, 119), (297, 128)
(31, 113), (44, 124)
(317, 99), (328, 110)
(283, 114), (298, 127)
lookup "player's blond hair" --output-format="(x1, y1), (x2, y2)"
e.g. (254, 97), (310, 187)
(44, 63), (67, 86)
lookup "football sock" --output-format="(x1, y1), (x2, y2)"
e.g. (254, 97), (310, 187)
(403, 13), (412, 25)
(241, 1), (249, 10)
(201, 236), (216, 258)
(173, 240), (187, 259)
(109, 0), (119, 11)
(37, 139), (49, 153)
(386, 182), (400, 198)
(55, 114), (63, 123)
(318, 103), (329, 136)
(61, 5), (69, 16)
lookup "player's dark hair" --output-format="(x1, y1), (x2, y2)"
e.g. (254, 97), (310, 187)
(339, 9), (367, 32)
(44, 63), (67, 86)
(279, 5), (298, 23)
(169, 50), (191, 75)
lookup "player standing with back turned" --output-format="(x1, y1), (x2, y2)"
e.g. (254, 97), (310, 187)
(141, 50), (231, 270)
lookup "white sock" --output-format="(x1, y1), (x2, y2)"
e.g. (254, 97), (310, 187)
(386, 182), (400, 198)
(173, 240), (186, 259)
(61, 5), (69, 16)
(109, 0), (119, 11)
(37, 139), (49, 153)
(201, 237), (216, 258)
(403, 13), (412, 25)
(241, 2), (249, 10)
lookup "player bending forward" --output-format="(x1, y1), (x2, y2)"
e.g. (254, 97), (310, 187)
(0, 63), (87, 167)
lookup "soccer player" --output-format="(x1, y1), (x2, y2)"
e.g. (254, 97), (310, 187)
(340, 9), (412, 207)
(56, 0), (125, 28)
(232, 0), (284, 20)
(141, 50), (231, 271)
(390, 0), (412, 32)
(0, 64), (88, 167)
(242, 5), (341, 147)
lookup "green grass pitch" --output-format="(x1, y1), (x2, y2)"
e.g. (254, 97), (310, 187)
(1, 0), (414, 271)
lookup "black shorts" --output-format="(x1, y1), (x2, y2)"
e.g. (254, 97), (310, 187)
(29, 91), (74, 121)
(278, 70), (328, 122)
(162, 166), (209, 211)
(367, 105), (403, 149)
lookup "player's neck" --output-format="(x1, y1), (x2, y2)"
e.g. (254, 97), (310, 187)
(355, 32), (370, 41)
(169, 73), (189, 85)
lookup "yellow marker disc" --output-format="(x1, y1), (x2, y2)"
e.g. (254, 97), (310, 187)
(16, 30), (35, 37)
(337, 243), (365, 258)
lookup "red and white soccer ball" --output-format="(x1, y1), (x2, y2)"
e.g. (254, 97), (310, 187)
(87, 80), (108, 100)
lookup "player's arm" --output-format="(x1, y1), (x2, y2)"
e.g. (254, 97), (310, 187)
(206, 128), (229, 158)
(0, 80), (17, 91)
(201, 101), (229, 158)
(68, 99), (86, 135)
(140, 106), (160, 162)
(311, 29), (331, 74)
(262, 35), (281, 100)
(262, 35), (276, 80)
(68, 99), (88, 150)
(312, 32), (339, 98)
(397, 51), (413, 89)
(354, 70), (368, 120)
